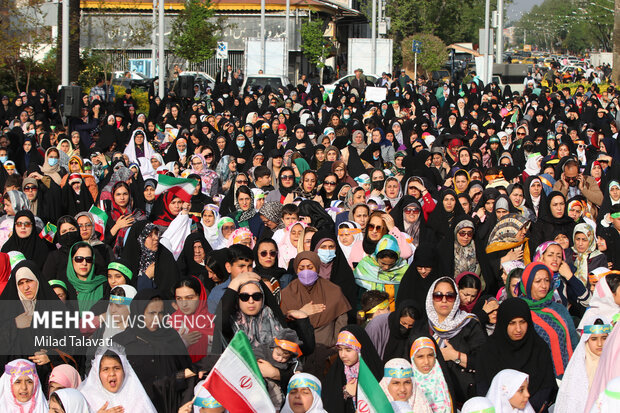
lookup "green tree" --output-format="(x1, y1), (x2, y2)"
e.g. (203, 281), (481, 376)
(0, 0), (52, 92)
(170, 0), (225, 63)
(401, 34), (448, 76)
(300, 18), (333, 84)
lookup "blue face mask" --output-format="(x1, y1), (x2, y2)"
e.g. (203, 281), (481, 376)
(317, 248), (336, 263)
(373, 154), (380, 160)
(0, 156), (7, 164)
(178, 149), (187, 157)
(236, 140), (245, 148)
(48, 157), (58, 166)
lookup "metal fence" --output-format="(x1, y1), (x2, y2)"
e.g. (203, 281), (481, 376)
(93, 49), (245, 78)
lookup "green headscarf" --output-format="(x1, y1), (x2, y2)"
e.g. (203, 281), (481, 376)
(66, 242), (107, 312)
(293, 158), (310, 185)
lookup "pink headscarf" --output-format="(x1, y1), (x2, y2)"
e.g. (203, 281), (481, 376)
(48, 364), (81, 389)
(584, 322), (620, 411)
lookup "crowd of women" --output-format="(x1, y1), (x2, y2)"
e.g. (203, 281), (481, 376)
(0, 72), (619, 412)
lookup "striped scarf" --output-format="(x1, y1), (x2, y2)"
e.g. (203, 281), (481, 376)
(520, 262), (577, 377)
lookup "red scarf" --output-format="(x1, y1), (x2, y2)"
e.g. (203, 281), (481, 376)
(170, 276), (213, 362)
(152, 192), (176, 226)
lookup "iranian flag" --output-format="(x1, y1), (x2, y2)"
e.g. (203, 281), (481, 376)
(204, 331), (275, 413)
(155, 174), (197, 203)
(356, 356), (394, 413)
(88, 206), (108, 241)
(39, 222), (57, 243)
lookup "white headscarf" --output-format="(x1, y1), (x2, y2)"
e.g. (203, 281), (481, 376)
(486, 369), (534, 413)
(53, 388), (93, 413)
(590, 376), (620, 413)
(337, 221), (363, 262)
(379, 358), (432, 413)
(409, 337), (452, 413)
(425, 277), (476, 343)
(461, 396), (496, 413)
(102, 285), (138, 341)
(79, 346), (156, 413)
(556, 313), (612, 413)
(280, 373), (327, 413)
(15, 266), (38, 315)
(0, 359), (48, 413)
(579, 273), (620, 330)
(201, 204), (221, 245)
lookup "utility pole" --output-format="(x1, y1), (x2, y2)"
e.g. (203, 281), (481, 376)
(496, 0), (503, 64)
(285, 0), (290, 78)
(484, 0), (491, 84)
(613, 0), (620, 83)
(61, 0), (69, 86)
(371, 0), (376, 74)
(260, 0), (266, 72)
(152, 0), (157, 78)
(158, 0), (165, 98)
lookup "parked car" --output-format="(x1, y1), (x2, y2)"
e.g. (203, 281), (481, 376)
(111, 71), (151, 90)
(241, 74), (291, 91)
(179, 71), (216, 91)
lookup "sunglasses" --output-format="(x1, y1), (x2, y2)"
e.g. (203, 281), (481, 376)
(324, 181), (336, 186)
(236, 180), (249, 185)
(259, 250), (277, 258)
(368, 223), (384, 232)
(205, 153), (213, 157)
(15, 221), (32, 228)
(74, 256), (93, 264)
(458, 230), (474, 238)
(432, 292), (457, 302)
(516, 132), (526, 136)
(238, 292), (263, 302)
(404, 208), (420, 215)
(281, 175), (294, 180)
(23, 186), (37, 191)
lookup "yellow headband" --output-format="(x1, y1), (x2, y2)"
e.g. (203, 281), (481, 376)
(357, 300), (389, 318)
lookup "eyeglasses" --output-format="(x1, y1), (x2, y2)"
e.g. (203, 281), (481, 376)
(79, 223), (92, 229)
(458, 230), (474, 238)
(324, 181), (336, 186)
(432, 292), (457, 302)
(236, 180), (249, 185)
(367, 223), (384, 232)
(404, 208), (420, 215)
(191, 161), (202, 166)
(23, 186), (37, 191)
(73, 256), (93, 264)
(15, 221), (32, 228)
(205, 153), (213, 157)
(578, 144), (586, 149)
(516, 132), (526, 136)
(238, 292), (263, 302)
(69, 161), (79, 165)
(259, 250), (277, 258)
(281, 175), (294, 180)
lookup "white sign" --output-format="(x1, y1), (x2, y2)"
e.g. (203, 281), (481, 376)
(365, 86), (387, 103)
(216, 42), (228, 60)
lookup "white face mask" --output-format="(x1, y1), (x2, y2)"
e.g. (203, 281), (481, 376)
(505, 128), (513, 135)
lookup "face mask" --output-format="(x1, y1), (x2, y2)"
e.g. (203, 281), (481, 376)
(505, 128), (513, 135)
(343, 114), (350, 120)
(178, 149), (187, 157)
(399, 324), (411, 336)
(58, 230), (81, 249)
(236, 140), (245, 149)
(371, 180), (384, 191)
(373, 154), (380, 160)
(48, 158), (58, 166)
(297, 269), (319, 286)
(317, 248), (336, 263)
(0, 156), (7, 163)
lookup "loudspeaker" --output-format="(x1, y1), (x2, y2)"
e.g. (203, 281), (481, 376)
(177, 75), (195, 98)
(60, 85), (82, 118)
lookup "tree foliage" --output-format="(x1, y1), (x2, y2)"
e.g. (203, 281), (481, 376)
(401, 34), (448, 76)
(170, 0), (225, 63)
(513, 0), (612, 53)
(385, 0), (494, 64)
(300, 18), (333, 83)
(0, 0), (52, 92)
